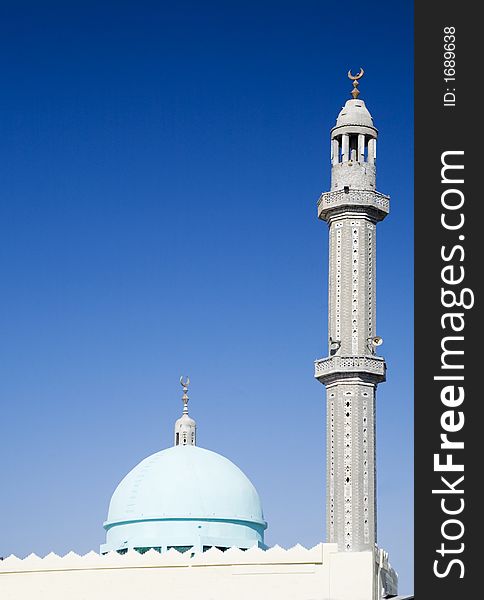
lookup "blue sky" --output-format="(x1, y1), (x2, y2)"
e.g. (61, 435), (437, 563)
(0, 0), (414, 593)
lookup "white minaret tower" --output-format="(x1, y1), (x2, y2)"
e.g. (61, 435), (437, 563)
(174, 376), (197, 446)
(315, 70), (390, 552)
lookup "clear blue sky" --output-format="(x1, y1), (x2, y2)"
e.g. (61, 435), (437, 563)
(0, 0), (414, 593)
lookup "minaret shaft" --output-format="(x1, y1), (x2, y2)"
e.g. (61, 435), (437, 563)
(326, 379), (376, 552)
(315, 84), (389, 553)
(328, 214), (376, 357)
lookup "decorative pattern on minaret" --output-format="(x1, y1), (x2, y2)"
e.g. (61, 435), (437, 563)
(315, 71), (390, 553)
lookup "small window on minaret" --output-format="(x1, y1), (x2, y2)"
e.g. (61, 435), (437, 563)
(176, 433), (179, 445)
(344, 186), (349, 194)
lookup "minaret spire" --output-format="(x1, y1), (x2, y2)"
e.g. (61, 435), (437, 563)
(174, 376), (196, 446)
(315, 72), (390, 552)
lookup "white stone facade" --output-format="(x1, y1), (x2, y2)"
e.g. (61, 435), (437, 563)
(0, 544), (398, 600)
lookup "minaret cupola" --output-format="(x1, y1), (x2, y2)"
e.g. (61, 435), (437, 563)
(330, 69), (378, 192)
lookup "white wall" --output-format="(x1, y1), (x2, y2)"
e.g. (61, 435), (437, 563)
(0, 544), (396, 600)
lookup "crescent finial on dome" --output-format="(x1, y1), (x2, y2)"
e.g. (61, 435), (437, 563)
(180, 376), (190, 414)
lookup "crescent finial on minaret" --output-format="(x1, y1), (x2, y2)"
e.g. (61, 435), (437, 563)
(348, 68), (364, 99)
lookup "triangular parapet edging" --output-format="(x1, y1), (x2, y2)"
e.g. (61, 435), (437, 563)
(0, 543), (328, 573)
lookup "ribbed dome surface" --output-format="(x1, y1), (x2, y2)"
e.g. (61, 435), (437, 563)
(102, 445), (266, 553)
(107, 445), (264, 523)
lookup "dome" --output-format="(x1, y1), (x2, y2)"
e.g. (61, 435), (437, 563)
(101, 445), (267, 554)
(335, 99), (375, 129)
(175, 413), (196, 428)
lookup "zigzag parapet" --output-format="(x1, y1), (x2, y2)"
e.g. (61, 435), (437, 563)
(0, 544), (332, 574)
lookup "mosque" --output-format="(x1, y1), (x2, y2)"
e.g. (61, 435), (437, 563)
(0, 73), (411, 600)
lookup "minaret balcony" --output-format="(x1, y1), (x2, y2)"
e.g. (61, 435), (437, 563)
(317, 189), (389, 222)
(314, 355), (386, 384)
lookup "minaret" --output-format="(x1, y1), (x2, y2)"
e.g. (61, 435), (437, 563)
(174, 376), (197, 446)
(315, 70), (390, 552)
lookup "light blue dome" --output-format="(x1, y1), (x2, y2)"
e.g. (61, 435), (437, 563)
(101, 445), (267, 554)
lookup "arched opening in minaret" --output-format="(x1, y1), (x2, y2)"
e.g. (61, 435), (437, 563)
(332, 133), (377, 165)
(333, 135), (342, 163)
(349, 135), (358, 161)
